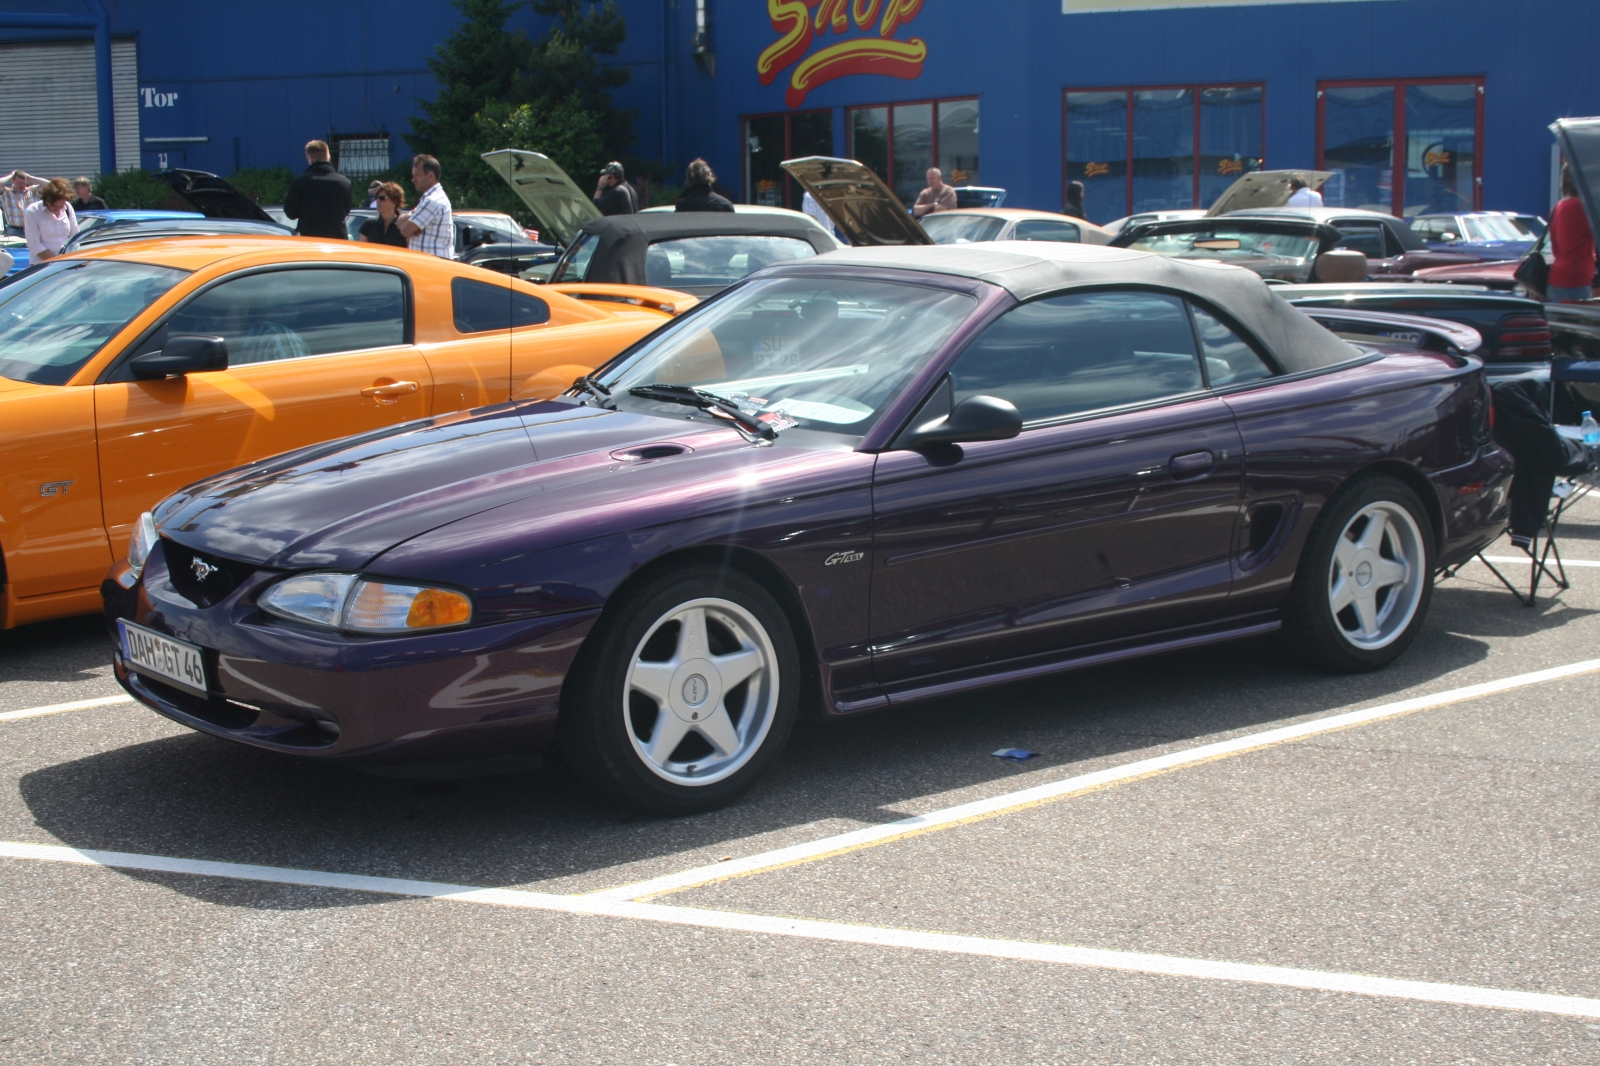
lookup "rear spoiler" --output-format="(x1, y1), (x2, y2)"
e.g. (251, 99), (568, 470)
(1298, 307), (1482, 357)
(546, 283), (697, 317)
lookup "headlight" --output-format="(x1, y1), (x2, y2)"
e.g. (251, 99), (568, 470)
(126, 512), (158, 579)
(259, 572), (472, 634)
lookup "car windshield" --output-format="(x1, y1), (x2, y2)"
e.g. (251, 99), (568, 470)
(644, 236), (816, 287)
(600, 277), (975, 437)
(1505, 215), (1546, 237)
(0, 259), (187, 384)
(921, 214), (1006, 244)
(551, 231), (599, 282)
(1129, 225), (1322, 281)
(1459, 215), (1526, 242)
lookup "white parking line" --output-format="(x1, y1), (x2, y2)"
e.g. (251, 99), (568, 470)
(1478, 555), (1600, 568)
(1, 840), (1596, 1019)
(595, 657), (1600, 902)
(0, 694), (133, 722)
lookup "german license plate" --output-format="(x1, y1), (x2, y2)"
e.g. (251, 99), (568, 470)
(118, 619), (208, 697)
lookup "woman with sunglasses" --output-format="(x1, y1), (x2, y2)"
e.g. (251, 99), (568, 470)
(358, 182), (409, 248)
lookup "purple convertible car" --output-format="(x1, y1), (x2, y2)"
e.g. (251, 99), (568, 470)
(106, 243), (1513, 812)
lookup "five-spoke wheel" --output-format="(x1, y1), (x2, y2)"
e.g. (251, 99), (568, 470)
(559, 565), (799, 813)
(1287, 476), (1435, 672)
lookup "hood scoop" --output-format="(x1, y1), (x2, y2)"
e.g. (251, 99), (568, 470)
(611, 442), (694, 463)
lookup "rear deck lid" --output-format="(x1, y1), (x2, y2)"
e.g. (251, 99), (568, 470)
(1205, 169), (1335, 217)
(481, 150), (603, 248)
(780, 156), (932, 247)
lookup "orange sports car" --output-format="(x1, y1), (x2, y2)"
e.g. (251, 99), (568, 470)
(0, 235), (693, 628)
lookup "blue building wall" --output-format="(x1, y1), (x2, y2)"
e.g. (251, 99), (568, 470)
(0, 0), (1592, 219)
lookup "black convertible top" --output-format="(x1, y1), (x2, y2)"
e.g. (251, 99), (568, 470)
(577, 212), (840, 287)
(766, 242), (1363, 375)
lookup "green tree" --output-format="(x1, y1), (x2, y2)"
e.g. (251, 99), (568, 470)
(406, 0), (637, 226)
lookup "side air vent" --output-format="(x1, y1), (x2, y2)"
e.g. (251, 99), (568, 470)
(611, 443), (692, 463)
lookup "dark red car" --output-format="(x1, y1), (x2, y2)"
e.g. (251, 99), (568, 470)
(106, 243), (1513, 812)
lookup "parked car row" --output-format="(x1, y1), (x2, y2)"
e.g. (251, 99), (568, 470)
(0, 134), (1587, 813)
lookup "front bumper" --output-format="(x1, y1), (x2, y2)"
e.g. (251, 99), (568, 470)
(105, 542), (599, 765)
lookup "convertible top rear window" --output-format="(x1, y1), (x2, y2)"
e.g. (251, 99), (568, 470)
(0, 259), (187, 385)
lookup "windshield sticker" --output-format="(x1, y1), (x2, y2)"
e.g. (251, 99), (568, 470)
(769, 397), (873, 424)
(757, 411), (801, 432)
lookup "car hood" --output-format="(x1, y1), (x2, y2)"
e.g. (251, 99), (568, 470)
(154, 401), (786, 571)
(1552, 118), (1600, 237)
(153, 169), (276, 224)
(1204, 170), (1335, 217)
(781, 156), (932, 247)
(480, 150), (603, 247)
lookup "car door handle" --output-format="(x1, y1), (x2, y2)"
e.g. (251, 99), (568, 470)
(361, 380), (419, 403)
(1169, 450), (1215, 476)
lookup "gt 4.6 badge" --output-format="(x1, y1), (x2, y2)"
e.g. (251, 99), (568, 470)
(825, 551), (865, 566)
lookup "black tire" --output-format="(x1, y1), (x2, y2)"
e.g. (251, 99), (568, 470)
(1283, 475), (1435, 673)
(557, 563), (800, 814)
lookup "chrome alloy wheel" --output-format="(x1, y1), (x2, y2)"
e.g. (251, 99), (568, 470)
(623, 597), (780, 786)
(1327, 501), (1426, 651)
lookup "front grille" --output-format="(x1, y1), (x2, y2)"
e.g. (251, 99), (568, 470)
(161, 538), (257, 608)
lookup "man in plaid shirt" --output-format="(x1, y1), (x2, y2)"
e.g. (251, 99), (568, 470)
(399, 154), (453, 259)
(1, 170), (45, 236)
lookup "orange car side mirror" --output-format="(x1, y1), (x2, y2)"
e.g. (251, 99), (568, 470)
(131, 335), (229, 379)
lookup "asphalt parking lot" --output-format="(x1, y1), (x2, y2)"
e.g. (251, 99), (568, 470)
(4, 502), (1600, 1064)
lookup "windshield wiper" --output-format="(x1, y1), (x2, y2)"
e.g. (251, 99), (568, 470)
(570, 374), (615, 409)
(628, 383), (777, 441)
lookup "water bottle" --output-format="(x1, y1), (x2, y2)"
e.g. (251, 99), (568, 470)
(1583, 411), (1600, 447)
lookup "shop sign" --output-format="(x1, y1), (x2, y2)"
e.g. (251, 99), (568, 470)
(758, 0), (928, 109)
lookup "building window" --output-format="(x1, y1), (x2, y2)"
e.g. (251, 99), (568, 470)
(743, 110), (833, 209)
(1317, 77), (1483, 217)
(847, 98), (981, 206)
(1063, 85), (1264, 223)
(331, 134), (391, 181)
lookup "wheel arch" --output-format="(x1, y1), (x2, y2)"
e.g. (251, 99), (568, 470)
(1347, 459), (1446, 555)
(603, 544), (825, 715)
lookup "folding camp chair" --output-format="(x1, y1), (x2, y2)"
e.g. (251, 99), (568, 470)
(1441, 375), (1597, 606)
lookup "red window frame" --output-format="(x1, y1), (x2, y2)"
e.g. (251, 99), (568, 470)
(1315, 76), (1486, 216)
(1061, 83), (1267, 218)
(741, 108), (833, 209)
(845, 95), (981, 194)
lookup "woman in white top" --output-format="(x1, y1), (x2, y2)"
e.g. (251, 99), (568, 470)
(24, 177), (79, 262)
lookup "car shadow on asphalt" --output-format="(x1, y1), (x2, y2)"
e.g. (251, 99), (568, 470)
(0, 614), (114, 688)
(16, 584), (1529, 912)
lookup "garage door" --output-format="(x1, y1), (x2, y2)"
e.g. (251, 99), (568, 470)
(0, 38), (139, 177)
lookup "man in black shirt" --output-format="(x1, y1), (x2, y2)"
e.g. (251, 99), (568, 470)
(593, 161), (637, 216)
(284, 140), (351, 239)
(70, 177), (106, 212)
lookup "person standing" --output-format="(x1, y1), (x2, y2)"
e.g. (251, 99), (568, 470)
(674, 159), (734, 212)
(69, 177), (106, 212)
(399, 154), (454, 258)
(1, 170), (44, 236)
(593, 161), (637, 216)
(358, 182), (409, 247)
(1286, 174), (1324, 208)
(24, 178), (78, 262)
(1063, 180), (1086, 219)
(802, 190), (838, 237)
(912, 168), (956, 218)
(1549, 165), (1596, 304)
(283, 140), (352, 239)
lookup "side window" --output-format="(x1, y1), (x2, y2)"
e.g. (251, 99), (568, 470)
(1189, 303), (1274, 386)
(1011, 220), (1081, 243)
(552, 232), (599, 283)
(166, 268), (405, 366)
(1334, 222), (1385, 259)
(452, 277), (550, 333)
(948, 290), (1202, 424)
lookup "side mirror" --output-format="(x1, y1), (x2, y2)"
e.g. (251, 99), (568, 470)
(130, 335), (229, 379)
(899, 394), (1022, 449)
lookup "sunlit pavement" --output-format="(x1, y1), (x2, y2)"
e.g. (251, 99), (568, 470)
(4, 499), (1600, 1064)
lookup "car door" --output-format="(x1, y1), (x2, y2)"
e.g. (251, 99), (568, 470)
(94, 265), (433, 546)
(869, 289), (1245, 685)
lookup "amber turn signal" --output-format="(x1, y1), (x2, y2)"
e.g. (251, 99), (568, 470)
(406, 588), (473, 629)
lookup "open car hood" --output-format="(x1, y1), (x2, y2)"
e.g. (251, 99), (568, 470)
(1552, 118), (1600, 240)
(780, 156), (931, 247)
(1205, 169), (1335, 217)
(480, 150), (602, 248)
(152, 169), (275, 223)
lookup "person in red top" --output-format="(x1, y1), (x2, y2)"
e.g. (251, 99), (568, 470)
(1549, 165), (1596, 303)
